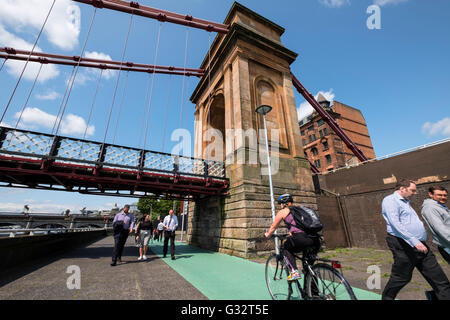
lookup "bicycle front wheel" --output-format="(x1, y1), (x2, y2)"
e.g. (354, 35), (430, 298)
(304, 263), (357, 300)
(265, 254), (301, 300)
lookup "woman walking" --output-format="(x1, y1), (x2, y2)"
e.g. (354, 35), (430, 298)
(135, 214), (153, 260)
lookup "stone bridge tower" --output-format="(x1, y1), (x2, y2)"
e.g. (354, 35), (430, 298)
(187, 2), (317, 258)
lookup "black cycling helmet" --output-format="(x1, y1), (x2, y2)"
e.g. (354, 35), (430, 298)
(277, 193), (293, 205)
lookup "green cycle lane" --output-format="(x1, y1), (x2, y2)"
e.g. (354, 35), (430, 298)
(150, 241), (381, 300)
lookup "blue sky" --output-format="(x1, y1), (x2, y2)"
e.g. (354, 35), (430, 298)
(0, 0), (449, 213)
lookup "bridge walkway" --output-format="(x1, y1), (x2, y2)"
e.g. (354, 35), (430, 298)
(0, 236), (381, 300)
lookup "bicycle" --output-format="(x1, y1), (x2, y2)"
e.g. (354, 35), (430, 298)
(265, 234), (357, 300)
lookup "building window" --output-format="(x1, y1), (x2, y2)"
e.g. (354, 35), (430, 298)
(311, 147), (319, 156)
(323, 141), (329, 150)
(319, 128), (329, 137)
(317, 119), (325, 127)
(302, 139), (306, 146)
(301, 130), (305, 136)
(308, 125), (314, 132)
(314, 159), (321, 168)
(326, 155), (332, 163)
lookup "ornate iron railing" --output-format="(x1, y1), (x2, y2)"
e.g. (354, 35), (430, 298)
(0, 126), (227, 180)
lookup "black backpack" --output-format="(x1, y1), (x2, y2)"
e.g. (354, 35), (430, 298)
(287, 206), (323, 235)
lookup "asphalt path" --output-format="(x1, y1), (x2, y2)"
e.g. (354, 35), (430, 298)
(0, 236), (207, 300)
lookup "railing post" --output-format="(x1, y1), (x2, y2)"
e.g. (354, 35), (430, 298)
(49, 136), (62, 157)
(204, 160), (209, 178)
(0, 126), (8, 149)
(95, 143), (108, 175)
(173, 156), (179, 173)
(137, 149), (146, 179)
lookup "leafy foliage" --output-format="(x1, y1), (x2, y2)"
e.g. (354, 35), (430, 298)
(137, 198), (180, 221)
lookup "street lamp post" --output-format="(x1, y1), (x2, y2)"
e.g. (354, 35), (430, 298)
(255, 105), (279, 255)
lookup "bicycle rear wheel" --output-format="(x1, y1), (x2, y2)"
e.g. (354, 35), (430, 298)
(265, 254), (301, 300)
(304, 263), (357, 300)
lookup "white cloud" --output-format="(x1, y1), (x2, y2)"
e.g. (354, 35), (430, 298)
(0, 24), (59, 82)
(297, 89), (335, 122)
(35, 90), (61, 100)
(84, 51), (117, 80)
(15, 107), (95, 137)
(422, 117), (450, 137)
(374, 0), (408, 6)
(319, 0), (351, 8)
(0, 0), (80, 51)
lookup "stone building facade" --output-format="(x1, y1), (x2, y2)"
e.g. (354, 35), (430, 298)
(186, 3), (317, 258)
(299, 97), (376, 173)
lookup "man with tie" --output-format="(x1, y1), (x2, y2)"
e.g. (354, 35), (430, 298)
(381, 179), (450, 300)
(162, 209), (178, 260)
(111, 204), (135, 266)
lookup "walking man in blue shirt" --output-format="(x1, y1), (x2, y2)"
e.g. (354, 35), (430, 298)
(111, 204), (135, 266)
(163, 209), (178, 260)
(381, 178), (450, 300)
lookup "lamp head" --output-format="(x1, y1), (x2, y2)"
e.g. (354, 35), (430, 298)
(255, 105), (272, 115)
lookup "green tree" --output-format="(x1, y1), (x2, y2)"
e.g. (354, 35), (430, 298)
(137, 198), (180, 221)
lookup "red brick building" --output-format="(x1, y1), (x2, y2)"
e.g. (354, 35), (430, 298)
(299, 95), (376, 173)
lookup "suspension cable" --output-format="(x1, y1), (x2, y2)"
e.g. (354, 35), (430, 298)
(138, 73), (152, 148)
(102, 14), (134, 145)
(0, 59), (7, 73)
(177, 28), (189, 156)
(54, 7), (97, 136)
(179, 28), (189, 131)
(0, 0), (56, 124)
(112, 70), (130, 145)
(15, 63), (43, 129)
(83, 69), (104, 140)
(51, 67), (76, 134)
(141, 22), (163, 150)
(161, 74), (172, 153)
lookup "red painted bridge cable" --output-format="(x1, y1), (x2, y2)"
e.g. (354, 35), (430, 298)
(15, 64), (44, 129)
(102, 13), (134, 145)
(291, 72), (369, 163)
(72, 0), (229, 34)
(0, 53), (203, 77)
(54, 7), (98, 137)
(0, 47), (204, 74)
(0, 0), (56, 124)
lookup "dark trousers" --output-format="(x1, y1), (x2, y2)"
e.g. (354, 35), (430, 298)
(163, 230), (175, 257)
(438, 246), (450, 265)
(284, 232), (320, 271)
(382, 234), (450, 300)
(157, 230), (164, 241)
(112, 230), (129, 262)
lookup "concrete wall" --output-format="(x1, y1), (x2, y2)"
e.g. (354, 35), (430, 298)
(0, 230), (108, 272)
(317, 140), (450, 249)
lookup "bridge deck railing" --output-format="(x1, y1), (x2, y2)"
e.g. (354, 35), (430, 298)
(0, 227), (112, 238)
(0, 126), (227, 181)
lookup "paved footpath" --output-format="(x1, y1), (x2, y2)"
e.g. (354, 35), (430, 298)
(0, 235), (382, 300)
(0, 236), (206, 300)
